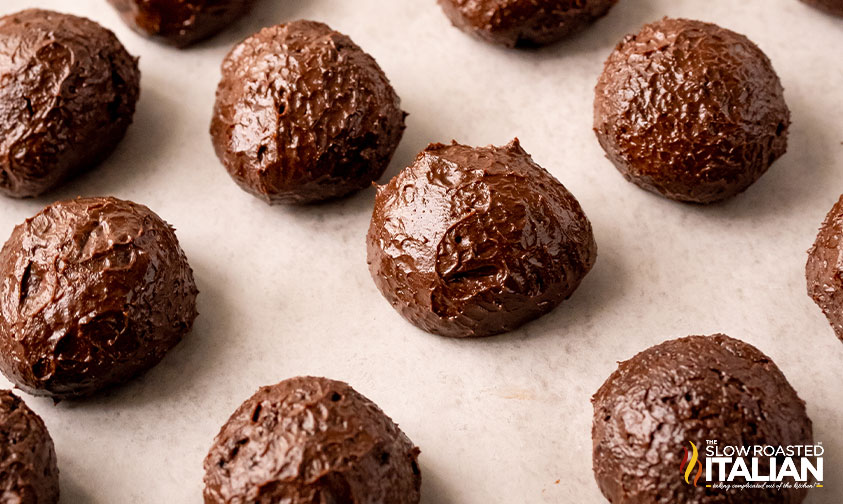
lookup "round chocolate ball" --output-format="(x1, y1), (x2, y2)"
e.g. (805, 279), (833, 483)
(0, 197), (198, 399)
(594, 18), (789, 204)
(203, 376), (422, 503)
(0, 9), (140, 198)
(0, 390), (59, 503)
(592, 334), (812, 503)
(438, 0), (618, 47)
(107, 0), (257, 47)
(367, 139), (597, 338)
(807, 195), (843, 343)
(211, 20), (405, 205)
(800, 0), (843, 16)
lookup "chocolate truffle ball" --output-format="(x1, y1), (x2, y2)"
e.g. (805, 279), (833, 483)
(438, 0), (618, 47)
(0, 9), (140, 198)
(107, 0), (257, 47)
(1, 390), (59, 503)
(203, 376), (422, 504)
(0, 197), (198, 399)
(594, 18), (790, 204)
(367, 139), (597, 338)
(806, 195), (843, 343)
(800, 0), (843, 16)
(592, 334), (812, 504)
(211, 20), (405, 205)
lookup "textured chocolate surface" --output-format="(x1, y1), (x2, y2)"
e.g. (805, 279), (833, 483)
(800, 0), (843, 16)
(807, 195), (843, 343)
(438, 0), (618, 47)
(211, 20), (405, 204)
(203, 376), (422, 504)
(107, 0), (256, 47)
(0, 9), (140, 198)
(594, 17), (789, 204)
(0, 390), (59, 503)
(592, 334), (812, 504)
(367, 139), (597, 338)
(0, 197), (198, 399)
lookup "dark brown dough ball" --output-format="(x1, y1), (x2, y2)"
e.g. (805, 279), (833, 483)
(592, 334), (812, 504)
(107, 0), (257, 47)
(1, 390), (59, 503)
(0, 197), (198, 399)
(0, 9), (140, 198)
(210, 20), (406, 205)
(800, 0), (843, 16)
(367, 139), (597, 338)
(203, 376), (422, 504)
(438, 0), (618, 47)
(806, 195), (843, 343)
(594, 18), (789, 204)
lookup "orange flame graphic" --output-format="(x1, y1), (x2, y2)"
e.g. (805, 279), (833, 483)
(679, 441), (703, 487)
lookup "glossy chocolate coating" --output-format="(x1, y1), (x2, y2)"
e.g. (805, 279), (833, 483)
(1, 390), (59, 503)
(438, 0), (618, 47)
(367, 139), (597, 338)
(592, 334), (812, 504)
(0, 197), (198, 399)
(806, 195), (843, 343)
(203, 376), (422, 504)
(211, 20), (406, 205)
(107, 0), (257, 47)
(594, 18), (789, 204)
(0, 9), (140, 198)
(800, 0), (843, 16)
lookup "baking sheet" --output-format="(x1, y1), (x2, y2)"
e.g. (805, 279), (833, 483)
(1, 0), (842, 502)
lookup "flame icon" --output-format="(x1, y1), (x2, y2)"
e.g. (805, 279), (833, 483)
(680, 441), (703, 487)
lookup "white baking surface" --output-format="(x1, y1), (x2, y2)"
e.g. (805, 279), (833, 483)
(0, 0), (841, 502)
